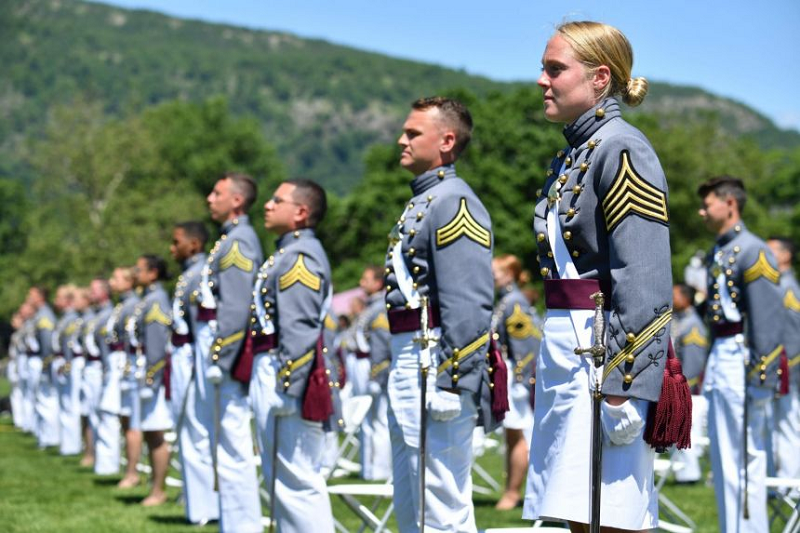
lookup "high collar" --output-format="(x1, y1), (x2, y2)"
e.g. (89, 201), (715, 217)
(122, 290), (137, 302)
(183, 252), (206, 271)
(410, 164), (457, 196)
(715, 222), (746, 248)
(95, 301), (112, 313)
(221, 215), (250, 235)
(498, 283), (518, 298)
(367, 291), (383, 306)
(276, 228), (316, 249)
(563, 98), (621, 148)
(142, 282), (162, 295)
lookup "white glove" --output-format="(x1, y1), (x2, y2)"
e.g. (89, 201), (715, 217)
(511, 382), (530, 401)
(600, 399), (644, 446)
(205, 365), (223, 385)
(119, 380), (131, 392)
(272, 393), (297, 417)
(367, 381), (382, 396)
(139, 387), (154, 400)
(428, 388), (461, 421)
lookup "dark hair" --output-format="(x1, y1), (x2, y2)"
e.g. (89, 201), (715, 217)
(91, 276), (111, 297)
(223, 172), (258, 211)
(31, 285), (49, 302)
(768, 236), (795, 260)
(697, 175), (747, 212)
(411, 96), (473, 156)
(363, 265), (385, 287)
(286, 178), (328, 227)
(175, 221), (209, 248)
(674, 283), (695, 304)
(140, 254), (170, 281)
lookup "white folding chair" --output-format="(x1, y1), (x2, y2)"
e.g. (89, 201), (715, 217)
(767, 476), (800, 533)
(323, 394), (373, 480)
(471, 427), (502, 495)
(653, 457), (696, 533)
(328, 480), (394, 533)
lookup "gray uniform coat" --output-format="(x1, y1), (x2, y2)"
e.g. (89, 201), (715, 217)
(778, 269), (800, 386)
(494, 283), (540, 391)
(357, 292), (392, 389)
(172, 253), (206, 342)
(672, 306), (708, 393)
(136, 282), (172, 392)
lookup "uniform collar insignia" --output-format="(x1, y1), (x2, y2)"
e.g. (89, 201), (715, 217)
(411, 164), (456, 196)
(563, 98), (620, 148)
(716, 221), (747, 248)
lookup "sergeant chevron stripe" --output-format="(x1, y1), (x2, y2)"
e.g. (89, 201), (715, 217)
(219, 241), (254, 272)
(682, 327), (708, 348)
(603, 150), (669, 231)
(785, 289), (800, 312)
(604, 310), (672, 380)
(38, 317), (54, 330)
(743, 251), (780, 284)
(279, 254), (321, 291)
(370, 313), (390, 331)
(436, 198), (491, 248)
(145, 304), (171, 326)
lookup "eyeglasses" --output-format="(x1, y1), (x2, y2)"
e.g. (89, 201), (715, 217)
(270, 195), (300, 206)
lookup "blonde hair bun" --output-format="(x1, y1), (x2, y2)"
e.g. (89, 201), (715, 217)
(623, 76), (648, 107)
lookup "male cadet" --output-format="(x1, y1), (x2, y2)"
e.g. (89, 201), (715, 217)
(698, 176), (785, 532)
(48, 285), (79, 451)
(250, 178), (335, 533)
(385, 97), (497, 532)
(70, 288), (96, 463)
(195, 172), (263, 532)
(671, 283), (709, 483)
(81, 277), (113, 468)
(27, 286), (58, 446)
(766, 237), (800, 481)
(57, 286), (89, 456)
(16, 302), (37, 433)
(168, 221), (215, 525)
(96, 267), (138, 477)
(355, 265), (392, 480)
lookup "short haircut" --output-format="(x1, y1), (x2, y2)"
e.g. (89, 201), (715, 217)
(140, 254), (170, 281)
(363, 265), (385, 286)
(31, 285), (49, 302)
(674, 283), (695, 304)
(91, 276), (111, 297)
(697, 176), (747, 212)
(223, 172), (258, 211)
(768, 236), (796, 259)
(411, 96), (473, 157)
(286, 178), (327, 227)
(175, 221), (209, 248)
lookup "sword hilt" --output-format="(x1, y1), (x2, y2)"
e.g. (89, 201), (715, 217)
(574, 291), (607, 368)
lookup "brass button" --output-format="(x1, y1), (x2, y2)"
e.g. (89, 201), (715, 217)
(626, 332), (636, 343)
(565, 157), (572, 167)
(588, 140), (597, 149)
(408, 248), (416, 256)
(730, 292), (738, 299)
(452, 374), (459, 382)
(437, 170), (445, 179)
(572, 250), (580, 258)
(558, 174), (568, 184)
(413, 266), (420, 274)
(626, 354), (635, 364)
(566, 208), (576, 217)
(546, 169), (554, 176)
(547, 251), (553, 258)
(580, 162), (588, 172)
(572, 185), (582, 195)
(557, 150), (565, 158)
(624, 374), (633, 384)
(733, 246), (741, 253)
(595, 108), (605, 118)
(537, 232), (546, 242)
(540, 267), (550, 277)
(453, 361), (459, 370)
(563, 231), (572, 240)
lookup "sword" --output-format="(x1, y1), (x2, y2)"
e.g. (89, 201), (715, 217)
(416, 295), (434, 532)
(268, 416), (280, 533)
(212, 377), (221, 492)
(573, 291), (607, 533)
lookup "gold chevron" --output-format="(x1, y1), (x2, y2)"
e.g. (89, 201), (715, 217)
(789, 354), (800, 368)
(436, 198), (491, 248)
(216, 330), (245, 348)
(743, 251), (780, 284)
(279, 349), (314, 379)
(146, 359), (167, 380)
(279, 254), (321, 291)
(370, 313), (390, 331)
(687, 376), (699, 388)
(682, 326), (708, 348)
(324, 314), (337, 331)
(371, 360), (390, 379)
(602, 151), (669, 231)
(784, 289), (800, 312)
(65, 322), (79, 335)
(219, 241), (254, 272)
(748, 345), (784, 379)
(514, 352), (536, 374)
(144, 303), (172, 326)
(438, 332), (490, 374)
(37, 317), (54, 330)
(505, 304), (536, 339)
(604, 310), (672, 380)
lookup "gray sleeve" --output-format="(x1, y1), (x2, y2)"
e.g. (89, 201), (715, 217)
(38, 313), (54, 357)
(431, 194), (495, 394)
(368, 309), (392, 388)
(144, 293), (172, 389)
(596, 137), (673, 402)
(211, 237), (260, 373)
(501, 300), (540, 386)
(677, 322), (708, 389)
(275, 249), (327, 397)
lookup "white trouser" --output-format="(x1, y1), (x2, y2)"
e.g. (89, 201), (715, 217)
(194, 323), (260, 533)
(57, 357), (84, 455)
(9, 358), (24, 429)
(82, 361), (103, 436)
(251, 353), (334, 533)
(773, 384), (800, 480)
(672, 394), (709, 482)
(351, 357), (371, 396)
(388, 332), (478, 533)
(20, 355), (36, 433)
(35, 362), (60, 448)
(95, 351), (125, 475)
(99, 351), (125, 415)
(705, 336), (769, 533)
(361, 391), (392, 480)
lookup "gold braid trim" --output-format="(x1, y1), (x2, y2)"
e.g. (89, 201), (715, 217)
(789, 354), (800, 368)
(686, 376), (700, 388)
(437, 332), (490, 374)
(514, 352), (536, 374)
(216, 330), (245, 349)
(371, 359), (390, 379)
(146, 359), (167, 380)
(604, 310), (672, 381)
(279, 349), (314, 379)
(145, 304), (172, 326)
(747, 345), (784, 379)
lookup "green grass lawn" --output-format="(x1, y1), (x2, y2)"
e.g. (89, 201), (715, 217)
(0, 377), (795, 532)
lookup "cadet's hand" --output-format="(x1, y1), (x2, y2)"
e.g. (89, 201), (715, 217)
(367, 381), (382, 396)
(511, 382), (530, 401)
(139, 387), (154, 400)
(428, 388), (461, 421)
(600, 398), (644, 445)
(273, 393), (297, 417)
(205, 365), (223, 385)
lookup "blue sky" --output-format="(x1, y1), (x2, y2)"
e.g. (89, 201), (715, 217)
(97, 0), (800, 131)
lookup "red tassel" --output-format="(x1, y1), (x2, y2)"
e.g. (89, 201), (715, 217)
(779, 348), (790, 396)
(488, 336), (509, 421)
(644, 341), (693, 451)
(164, 354), (172, 401)
(231, 332), (255, 384)
(302, 334), (334, 422)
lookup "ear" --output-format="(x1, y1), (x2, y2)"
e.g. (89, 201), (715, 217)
(294, 203), (311, 227)
(593, 65), (611, 94)
(440, 129), (457, 156)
